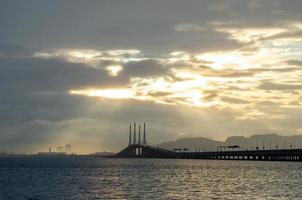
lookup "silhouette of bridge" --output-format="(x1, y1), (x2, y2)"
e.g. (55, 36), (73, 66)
(113, 122), (176, 158)
(176, 149), (302, 161)
(115, 144), (176, 158)
(113, 124), (302, 162)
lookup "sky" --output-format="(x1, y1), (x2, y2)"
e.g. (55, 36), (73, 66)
(0, 0), (302, 154)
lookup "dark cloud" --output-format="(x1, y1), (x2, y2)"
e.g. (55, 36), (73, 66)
(146, 91), (174, 98)
(256, 101), (281, 107)
(122, 59), (168, 77)
(0, 0), (240, 52)
(250, 66), (302, 73)
(263, 30), (302, 41)
(286, 59), (302, 66)
(0, 44), (34, 57)
(0, 57), (127, 92)
(0, 45), (129, 133)
(3, 0), (302, 52)
(187, 65), (256, 77)
(202, 90), (219, 101)
(220, 96), (250, 104)
(258, 82), (302, 90)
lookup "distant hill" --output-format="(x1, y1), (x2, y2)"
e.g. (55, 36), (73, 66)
(157, 134), (302, 151)
(158, 137), (223, 152)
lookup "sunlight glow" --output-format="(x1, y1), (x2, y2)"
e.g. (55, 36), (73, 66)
(105, 49), (140, 56)
(195, 46), (284, 70)
(65, 25), (301, 109)
(217, 28), (287, 43)
(68, 50), (101, 59)
(167, 51), (191, 63)
(196, 52), (247, 69)
(106, 65), (123, 76)
(169, 89), (204, 107)
(33, 48), (145, 65)
(186, 90), (203, 107)
(70, 89), (134, 99)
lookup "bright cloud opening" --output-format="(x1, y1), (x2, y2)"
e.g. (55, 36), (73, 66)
(70, 89), (134, 99)
(106, 65), (123, 76)
(217, 28), (287, 43)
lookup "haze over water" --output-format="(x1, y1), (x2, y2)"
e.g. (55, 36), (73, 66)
(1, 157), (301, 200)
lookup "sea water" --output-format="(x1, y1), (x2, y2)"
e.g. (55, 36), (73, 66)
(0, 157), (301, 199)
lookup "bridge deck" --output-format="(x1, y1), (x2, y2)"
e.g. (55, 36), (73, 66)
(113, 145), (302, 162)
(113, 144), (176, 158)
(177, 149), (302, 161)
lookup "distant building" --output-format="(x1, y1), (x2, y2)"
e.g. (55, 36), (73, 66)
(37, 146), (66, 156)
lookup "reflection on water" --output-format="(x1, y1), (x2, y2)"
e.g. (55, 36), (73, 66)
(0, 157), (301, 199)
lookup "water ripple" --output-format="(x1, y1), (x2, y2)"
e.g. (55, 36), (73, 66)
(0, 157), (301, 199)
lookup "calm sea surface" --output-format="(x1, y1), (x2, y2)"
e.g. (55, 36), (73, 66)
(0, 157), (301, 200)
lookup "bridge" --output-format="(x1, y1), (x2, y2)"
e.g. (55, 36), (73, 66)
(113, 122), (176, 158)
(113, 123), (302, 162)
(114, 144), (176, 158)
(176, 149), (302, 161)
(114, 146), (302, 161)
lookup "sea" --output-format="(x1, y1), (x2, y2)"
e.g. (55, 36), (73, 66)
(0, 157), (301, 200)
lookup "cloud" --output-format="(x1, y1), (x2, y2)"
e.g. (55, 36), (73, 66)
(220, 96), (250, 104)
(258, 82), (302, 90)
(286, 59), (302, 66)
(174, 23), (205, 32)
(0, 44), (34, 57)
(122, 59), (168, 77)
(208, 1), (233, 12)
(247, 0), (264, 9)
(0, 56), (128, 94)
(256, 101), (281, 107)
(33, 48), (169, 78)
(33, 48), (142, 66)
(1, 0), (302, 153)
(0, 0), (245, 53)
(194, 65), (255, 77)
(202, 90), (219, 101)
(216, 27), (287, 43)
